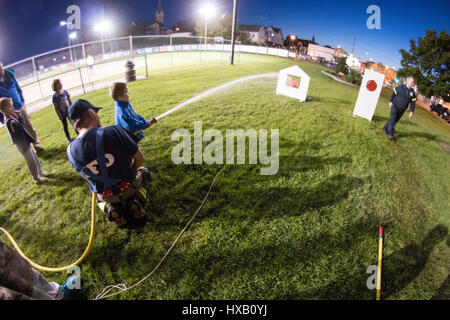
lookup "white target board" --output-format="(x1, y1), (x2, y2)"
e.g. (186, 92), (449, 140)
(276, 65), (310, 102)
(353, 69), (385, 121)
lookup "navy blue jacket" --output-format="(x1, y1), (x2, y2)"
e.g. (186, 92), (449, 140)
(4, 115), (35, 153)
(390, 84), (417, 113)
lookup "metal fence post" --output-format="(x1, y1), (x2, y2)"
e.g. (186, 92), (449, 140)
(130, 35), (133, 57)
(145, 54), (149, 79)
(82, 43), (86, 60)
(170, 35), (173, 68)
(32, 57), (44, 99)
(79, 68), (86, 94)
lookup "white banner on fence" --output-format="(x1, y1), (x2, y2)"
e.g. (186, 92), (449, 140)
(353, 69), (385, 121)
(277, 49), (289, 58)
(268, 48), (278, 56)
(258, 47), (268, 55)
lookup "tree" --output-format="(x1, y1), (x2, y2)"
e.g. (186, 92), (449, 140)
(397, 30), (449, 101)
(172, 20), (196, 34)
(195, 13), (233, 39)
(238, 32), (253, 45)
(335, 56), (349, 75)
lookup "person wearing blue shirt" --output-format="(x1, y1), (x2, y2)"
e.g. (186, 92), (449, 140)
(0, 61), (44, 152)
(67, 99), (150, 229)
(109, 82), (156, 143)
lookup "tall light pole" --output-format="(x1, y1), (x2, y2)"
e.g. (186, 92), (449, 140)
(69, 31), (78, 62)
(60, 21), (74, 63)
(94, 20), (112, 56)
(229, 0), (238, 65)
(198, 4), (216, 52)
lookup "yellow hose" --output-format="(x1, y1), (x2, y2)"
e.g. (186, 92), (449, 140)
(0, 193), (97, 273)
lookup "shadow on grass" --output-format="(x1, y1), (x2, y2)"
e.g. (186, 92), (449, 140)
(395, 131), (442, 142)
(382, 224), (448, 299)
(372, 115), (417, 127)
(431, 275), (450, 300)
(255, 174), (364, 217)
(296, 224), (448, 299)
(37, 146), (69, 161)
(47, 172), (86, 187)
(147, 218), (376, 299)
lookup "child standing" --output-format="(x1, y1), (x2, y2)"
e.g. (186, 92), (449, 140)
(0, 98), (49, 185)
(52, 79), (74, 143)
(109, 82), (156, 143)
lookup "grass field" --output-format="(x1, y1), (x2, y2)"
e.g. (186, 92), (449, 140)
(0, 53), (449, 300)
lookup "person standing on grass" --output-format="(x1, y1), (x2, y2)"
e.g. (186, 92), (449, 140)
(383, 76), (417, 140)
(0, 98), (49, 185)
(86, 54), (95, 80)
(0, 61), (44, 152)
(52, 79), (75, 143)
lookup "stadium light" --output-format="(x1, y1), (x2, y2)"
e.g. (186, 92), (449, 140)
(59, 21), (74, 64)
(198, 4), (216, 50)
(94, 20), (113, 55)
(69, 31), (77, 39)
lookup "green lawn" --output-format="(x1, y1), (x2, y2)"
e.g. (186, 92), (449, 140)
(0, 54), (449, 300)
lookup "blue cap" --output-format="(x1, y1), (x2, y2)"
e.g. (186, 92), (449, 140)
(68, 99), (102, 122)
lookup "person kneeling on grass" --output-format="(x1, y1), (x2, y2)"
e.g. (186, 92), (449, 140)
(52, 79), (76, 143)
(110, 82), (157, 144)
(67, 99), (152, 229)
(0, 97), (49, 185)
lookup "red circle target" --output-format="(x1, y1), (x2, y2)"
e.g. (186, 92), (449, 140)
(366, 80), (377, 92)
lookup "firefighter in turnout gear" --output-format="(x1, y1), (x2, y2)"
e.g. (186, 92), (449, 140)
(383, 76), (417, 140)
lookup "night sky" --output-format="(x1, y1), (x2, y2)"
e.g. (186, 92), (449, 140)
(0, 0), (448, 67)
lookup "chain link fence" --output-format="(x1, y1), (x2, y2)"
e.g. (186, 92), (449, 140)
(5, 35), (242, 108)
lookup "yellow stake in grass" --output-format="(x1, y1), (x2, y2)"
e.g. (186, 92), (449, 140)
(376, 225), (384, 300)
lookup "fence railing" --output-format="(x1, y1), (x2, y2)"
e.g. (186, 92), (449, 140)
(3, 35), (299, 112)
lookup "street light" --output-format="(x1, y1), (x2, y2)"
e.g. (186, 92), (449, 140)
(198, 4), (216, 50)
(94, 20), (112, 56)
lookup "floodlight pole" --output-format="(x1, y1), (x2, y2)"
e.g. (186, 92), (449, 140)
(229, 0), (238, 65)
(101, 31), (105, 56)
(204, 17), (208, 52)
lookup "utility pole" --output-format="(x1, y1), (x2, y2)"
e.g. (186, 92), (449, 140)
(229, 0), (238, 65)
(352, 38), (356, 54)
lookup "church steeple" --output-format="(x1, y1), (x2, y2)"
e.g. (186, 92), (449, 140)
(156, 0), (164, 24)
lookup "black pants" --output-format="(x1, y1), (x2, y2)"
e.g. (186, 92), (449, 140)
(383, 106), (406, 136)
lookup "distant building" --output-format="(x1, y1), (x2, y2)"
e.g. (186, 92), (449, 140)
(296, 38), (316, 55)
(334, 46), (347, 59)
(265, 26), (284, 47)
(238, 25), (266, 44)
(130, 0), (173, 36)
(307, 43), (335, 62)
(346, 54), (361, 69)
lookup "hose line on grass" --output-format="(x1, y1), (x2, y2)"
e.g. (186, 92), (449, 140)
(0, 193), (97, 273)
